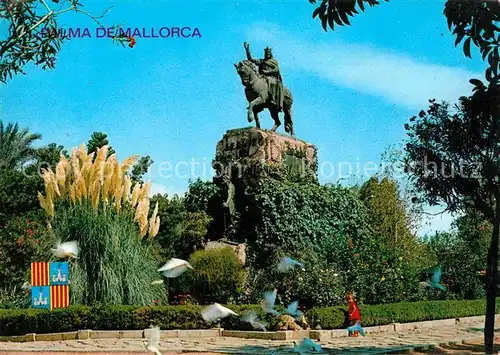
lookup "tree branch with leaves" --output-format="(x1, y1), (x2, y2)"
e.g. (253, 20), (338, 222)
(0, 0), (132, 83)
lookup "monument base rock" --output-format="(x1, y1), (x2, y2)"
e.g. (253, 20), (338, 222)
(212, 127), (318, 237)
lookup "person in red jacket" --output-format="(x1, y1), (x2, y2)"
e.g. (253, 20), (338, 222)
(346, 292), (361, 337)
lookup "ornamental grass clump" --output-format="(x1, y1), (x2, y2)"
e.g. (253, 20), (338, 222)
(38, 144), (165, 305)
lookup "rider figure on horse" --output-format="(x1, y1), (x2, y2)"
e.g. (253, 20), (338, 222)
(244, 42), (285, 112)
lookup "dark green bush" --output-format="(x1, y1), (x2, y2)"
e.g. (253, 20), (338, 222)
(248, 263), (347, 309)
(91, 305), (138, 330)
(305, 306), (346, 329)
(134, 305), (206, 329)
(0, 299), (497, 336)
(186, 247), (245, 304)
(241, 180), (369, 270)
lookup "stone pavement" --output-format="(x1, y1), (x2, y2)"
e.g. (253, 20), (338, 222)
(0, 319), (498, 354)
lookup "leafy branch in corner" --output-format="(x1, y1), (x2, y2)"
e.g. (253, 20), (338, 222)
(309, 0), (388, 32)
(0, 0), (131, 84)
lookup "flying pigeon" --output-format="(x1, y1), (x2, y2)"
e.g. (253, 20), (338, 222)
(262, 289), (280, 316)
(241, 311), (267, 331)
(293, 338), (322, 353)
(286, 300), (303, 320)
(277, 257), (304, 272)
(421, 265), (447, 291)
(157, 258), (193, 278)
(201, 303), (238, 323)
(21, 282), (31, 292)
(347, 322), (366, 337)
(143, 326), (162, 355)
(51, 241), (78, 259)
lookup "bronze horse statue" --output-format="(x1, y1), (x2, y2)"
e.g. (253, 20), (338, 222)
(234, 60), (295, 137)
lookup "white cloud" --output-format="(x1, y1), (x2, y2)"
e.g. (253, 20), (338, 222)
(246, 24), (480, 110)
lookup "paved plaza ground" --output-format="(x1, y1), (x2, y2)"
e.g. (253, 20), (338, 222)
(1, 319), (499, 354)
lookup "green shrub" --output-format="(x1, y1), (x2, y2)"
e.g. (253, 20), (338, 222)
(185, 247), (245, 304)
(242, 180), (369, 270)
(0, 299), (498, 336)
(306, 306), (346, 329)
(135, 305), (206, 330)
(307, 299), (500, 329)
(248, 263), (347, 309)
(91, 305), (138, 330)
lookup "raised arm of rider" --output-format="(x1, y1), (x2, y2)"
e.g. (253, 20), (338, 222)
(245, 47), (261, 65)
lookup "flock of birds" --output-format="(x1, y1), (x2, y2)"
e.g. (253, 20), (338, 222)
(148, 255), (325, 354)
(32, 241), (448, 354)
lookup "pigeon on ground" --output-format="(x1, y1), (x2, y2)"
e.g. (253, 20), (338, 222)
(241, 311), (267, 331)
(421, 265), (447, 291)
(293, 337), (322, 353)
(157, 258), (193, 278)
(347, 322), (366, 337)
(201, 303), (238, 323)
(51, 241), (78, 259)
(286, 300), (303, 320)
(143, 326), (162, 355)
(277, 257), (304, 272)
(21, 282), (31, 291)
(262, 289), (280, 316)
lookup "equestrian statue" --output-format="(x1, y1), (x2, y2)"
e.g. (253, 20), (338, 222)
(234, 42), (295, 137)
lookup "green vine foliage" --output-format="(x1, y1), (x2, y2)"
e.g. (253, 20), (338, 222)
(241, 178), (368, 266)
(229, 172), (435, 306)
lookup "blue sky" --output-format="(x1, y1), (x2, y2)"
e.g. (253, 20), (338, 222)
(1, 0), (486, 234)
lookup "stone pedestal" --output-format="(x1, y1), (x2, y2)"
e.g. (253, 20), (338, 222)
(212, 127), (318, 236)
(214, 127), (317, 169)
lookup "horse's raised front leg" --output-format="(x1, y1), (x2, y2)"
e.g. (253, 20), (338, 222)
(248, 96), (264, 127)
(269, 108), (281, 132)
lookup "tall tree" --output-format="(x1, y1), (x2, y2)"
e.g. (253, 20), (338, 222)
(23, 142), (68, 177)
(405, 93), (500, 353)
(86, 132), (154, 183)
(86, 132), (115, 157)
(0, 168), (41, 223)
(360, 176), (412, 244)
(380, 146), (424, 234)
(0, 142), (67, 223)
(150, 193), (210, 260)
(359, 175), (428, 271)
(184, 178), (218, 213)
(130, 155), (154, 184)
(0, 121), (41, 169)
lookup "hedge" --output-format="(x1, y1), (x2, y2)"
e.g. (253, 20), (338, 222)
(307, 299), (500, 329)
(0, 299), (498, 336)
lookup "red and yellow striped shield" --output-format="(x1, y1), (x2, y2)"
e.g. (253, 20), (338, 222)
(31, 262), (50, 286)
(50, 285), (69, 311)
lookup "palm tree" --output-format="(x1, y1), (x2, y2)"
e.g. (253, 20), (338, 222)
(0, 121), (42, 169)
